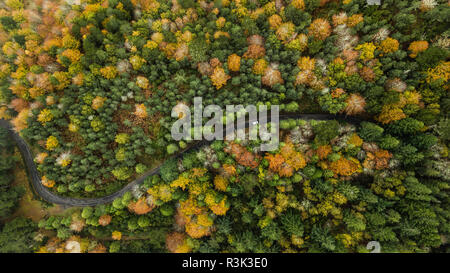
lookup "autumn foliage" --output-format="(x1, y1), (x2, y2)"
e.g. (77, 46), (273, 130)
(210, 67), (231, 89)
(308, 18), (331, 41)
(225, 143), (260, 168)
(329, 157), (361, 177)
(227, 54), (241, 72)
(344, 94), (366, 115)
(166, 232), (192, 253)
(128, 197), (154, 215)
(265, 142), (306, 177)
(408, 41), (429, 58)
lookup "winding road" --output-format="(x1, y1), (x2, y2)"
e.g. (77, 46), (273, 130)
(0, 114), (364, 207)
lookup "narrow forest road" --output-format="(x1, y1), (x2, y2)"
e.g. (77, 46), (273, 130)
(0, 114), (364, 207)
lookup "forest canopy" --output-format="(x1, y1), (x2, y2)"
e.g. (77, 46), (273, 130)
(0, 0), (448, 253)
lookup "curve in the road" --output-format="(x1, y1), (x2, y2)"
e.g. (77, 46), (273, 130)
(0, 114), (365, 207)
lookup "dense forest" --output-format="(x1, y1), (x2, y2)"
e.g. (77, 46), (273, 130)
(0, 0), (448, 253)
